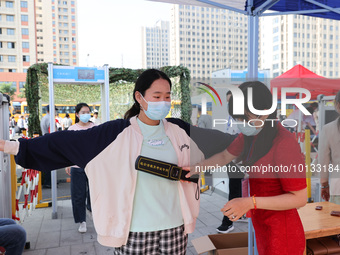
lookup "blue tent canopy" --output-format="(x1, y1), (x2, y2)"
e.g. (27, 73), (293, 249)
(150, 0), (340, 80)
(256, 0), (340, 20)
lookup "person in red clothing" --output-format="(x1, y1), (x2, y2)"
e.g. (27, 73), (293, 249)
(186, 81), (307, 255)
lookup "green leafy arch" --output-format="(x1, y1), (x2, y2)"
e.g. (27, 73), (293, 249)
(25, 64), (192, 137)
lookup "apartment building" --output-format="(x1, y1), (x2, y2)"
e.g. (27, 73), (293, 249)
(142, 20), (170, 69)
(38, 0), (78, 65)
(170, 5), (249, 81)
(0, 0), (37, 73)
(0, 0), (78, 102)
(261, 14), (340, 78)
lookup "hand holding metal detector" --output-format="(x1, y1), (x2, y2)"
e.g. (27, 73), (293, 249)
(135, 156), (199, 183)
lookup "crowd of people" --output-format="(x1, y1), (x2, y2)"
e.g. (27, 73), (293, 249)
(0, 68), (339, 254)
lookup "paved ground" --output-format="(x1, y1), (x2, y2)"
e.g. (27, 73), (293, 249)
(20, 189), (248, 255)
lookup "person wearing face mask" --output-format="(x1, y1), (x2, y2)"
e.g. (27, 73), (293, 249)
(0, 69), (235, 253)
(186, 81), (307, 255)
(65, 103), (94, 233)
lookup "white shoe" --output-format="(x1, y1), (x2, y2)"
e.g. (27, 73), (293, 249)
(78, 221), (87, 233)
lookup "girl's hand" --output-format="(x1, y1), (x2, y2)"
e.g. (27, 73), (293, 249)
(65, 167), (71, 176)
(221, 197), (253, 222)
(321, 186), (330, 201)
(0, 140), (5, 152)
(183, 165), (201, 178)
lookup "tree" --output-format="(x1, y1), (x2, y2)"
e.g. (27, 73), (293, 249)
(0, 82), (17, 101)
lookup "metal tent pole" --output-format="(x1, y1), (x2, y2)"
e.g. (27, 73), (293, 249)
(101, 64), (110, 122)
(48, 63), (58, 219)
(0, 93), (11, 218)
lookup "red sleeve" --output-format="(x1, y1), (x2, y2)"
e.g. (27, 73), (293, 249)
(274, 136), (307, 192)
(227, 133), (244, 157)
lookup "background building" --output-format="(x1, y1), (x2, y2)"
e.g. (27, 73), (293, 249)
(0, 0), (78, 103)
(142, 20), (170, 69)
(260, 14), (340, 78)
(170, 5), (249, 81)
(0, 0), (37, 73)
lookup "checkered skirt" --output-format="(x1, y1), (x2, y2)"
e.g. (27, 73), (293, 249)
(114, 225), (188, 255)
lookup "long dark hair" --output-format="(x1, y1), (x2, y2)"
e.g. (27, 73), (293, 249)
(75, 102), (90, 123)
(124, 69), (172, 119)
(229, 81), (278, 166)
(335, 90), (340, 130)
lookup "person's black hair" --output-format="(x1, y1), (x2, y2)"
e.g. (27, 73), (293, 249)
(335, 90), (340, 130)
(65, 113), (70, 118)
(226, 90), (232, 96)
(228, 81), (278, 166)
(75, 102), (90, 123)
(124, 69), (172, 119)
(306, 106), (315, 115)
(310, 102), (318, 109)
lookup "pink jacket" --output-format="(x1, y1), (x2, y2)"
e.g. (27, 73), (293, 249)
(7, 116), (234, 247)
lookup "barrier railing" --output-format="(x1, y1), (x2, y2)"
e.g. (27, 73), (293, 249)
(14, 168), (40, 222)
(11, 135), (50, 223)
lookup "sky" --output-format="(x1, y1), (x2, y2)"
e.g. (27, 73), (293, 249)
(77, 0), (172, 69)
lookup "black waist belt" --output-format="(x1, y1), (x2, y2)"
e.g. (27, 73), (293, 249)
(135, 156), (199, 183)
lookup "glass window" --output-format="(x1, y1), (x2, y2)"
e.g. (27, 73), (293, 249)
(23, 55), (30, 62)
(22, 42), (29, 48)
(21, 15), (28, 22)
(6, 1), (14, 8)
(7, 42), (15, 48)
(21, 1), (28, 8)
(22, 28), (29, 35)
(6, 15), (14, 22)
(8, 56), (16, 62)
(7, 28), (15, 35)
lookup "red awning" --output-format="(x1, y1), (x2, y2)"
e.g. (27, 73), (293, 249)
(271, 65), (340, 99)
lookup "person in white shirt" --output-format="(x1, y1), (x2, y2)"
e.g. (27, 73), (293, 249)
(89, 110), (101, 125)
(17, 116), (26, 134)
(62, 113), (73, 130)
(55, 114), (62, 131)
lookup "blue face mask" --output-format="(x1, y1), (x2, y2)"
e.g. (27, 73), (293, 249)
(140, 94), (171, 120)
(79, 113), (91, 123)
(237, 120), (263, 136)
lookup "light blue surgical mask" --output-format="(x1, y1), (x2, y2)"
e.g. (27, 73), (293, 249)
(236, 117), (263, 136)
(79, 113), (91, 123)
(238, 124), (262, 136)
(140, 94), (171, 120)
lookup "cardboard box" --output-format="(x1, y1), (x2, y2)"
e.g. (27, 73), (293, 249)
(191, 232), (250, 255)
